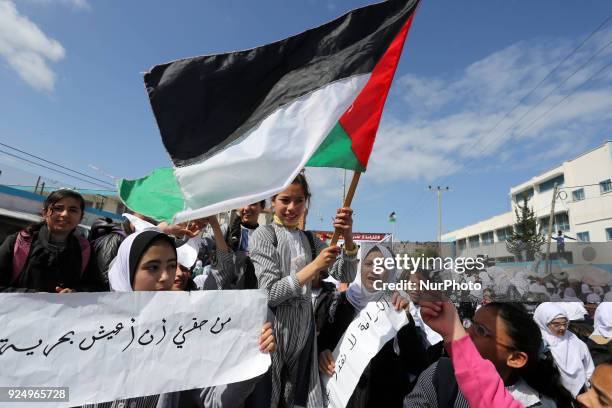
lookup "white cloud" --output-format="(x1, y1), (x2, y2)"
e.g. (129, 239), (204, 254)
(0, 0), (65, 91)
(370, 27), (612, 184)
(17, 0), (90, 10)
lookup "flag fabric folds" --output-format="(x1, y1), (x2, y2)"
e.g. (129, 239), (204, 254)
(117, 167), (184, 222)
(144, 0), (419, 222)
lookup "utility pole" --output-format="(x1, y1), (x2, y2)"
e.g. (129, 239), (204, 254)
(544, 183), (559, 275)
(34, 176), (41, 194)
(429, 185), (450, 255)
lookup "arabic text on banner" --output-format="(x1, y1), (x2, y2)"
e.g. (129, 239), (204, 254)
(322, 293), (408, 408)
(0, 290), (270, 407)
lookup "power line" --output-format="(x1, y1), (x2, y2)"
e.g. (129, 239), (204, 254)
(0, 141), (115, 188)
(514, 57), (612, 137)
(0, 148), (114, 190)
(503, 37), (612, 138)
(399, 15), (612, 226)
(467, 15), (612, 161)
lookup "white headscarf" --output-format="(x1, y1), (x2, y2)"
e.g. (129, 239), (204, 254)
(591, 302), (612, 338)
(478, 272), (493, 292)
(510, 270), (530, 296)
(534, 303), (590, 396)
(487, 266), (511, 295)
(557, 302), (588, 321)
(346, 244), (397, 311)
(581, 283), (592, 294)
(108, 230), (176, 293)
(586, 293), (601, 304)
(177, 243), (198, 269)
(563, 288), (582, 303)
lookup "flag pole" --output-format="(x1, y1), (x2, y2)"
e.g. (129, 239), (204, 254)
(330, 171), (361, 247)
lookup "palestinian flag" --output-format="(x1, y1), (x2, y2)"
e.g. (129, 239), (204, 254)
(145, 0), (419, 222)
(117, 167), (184, 222)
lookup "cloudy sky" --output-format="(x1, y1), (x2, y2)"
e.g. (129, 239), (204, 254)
(1, 0), (611, 240)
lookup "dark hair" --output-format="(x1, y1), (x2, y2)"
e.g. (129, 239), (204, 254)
(44, 189), (85, 213)
(27, 189), (86, 234)
(272, 173), (311, 204)
(258, 199), (266, 208)
(486, 302), (575, 407)
(129, 231), (177, 287)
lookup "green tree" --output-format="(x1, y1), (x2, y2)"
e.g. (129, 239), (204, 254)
(506, 194), (546, 261)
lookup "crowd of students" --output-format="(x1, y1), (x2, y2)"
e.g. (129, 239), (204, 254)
(0, 176), (610, 408)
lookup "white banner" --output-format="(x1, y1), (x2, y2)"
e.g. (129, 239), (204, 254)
(0, 290), (270, 407)
(322, 293), (408, 408)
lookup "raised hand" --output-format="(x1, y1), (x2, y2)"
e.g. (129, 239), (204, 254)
(419, 300), (466, 343)
(333, 207), (354, 247)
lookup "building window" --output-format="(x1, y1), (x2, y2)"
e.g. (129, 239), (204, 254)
(600, 179), (612, 194)
(540, 213), (570, 234)
(457, 239), (466, 251)
(469, 235), (480, 248)
(514, 187), (534, 204)
(606, 228), (612, 241)
(481, 231), (494, 246)
(572, 188), (584, 201)
(555, 213), (570, 232)
(496, 226), (513, 242)
(576, 232), (590, 242)
(538, 174), (564, 193)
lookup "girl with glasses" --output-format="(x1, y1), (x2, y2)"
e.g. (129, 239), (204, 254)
(535, 303), (595, 398)
(404, 301), (574, 407)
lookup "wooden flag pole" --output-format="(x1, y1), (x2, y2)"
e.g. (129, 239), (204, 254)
(330, 171), (361, 246)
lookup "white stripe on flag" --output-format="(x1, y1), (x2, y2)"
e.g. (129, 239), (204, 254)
(173, 74), (370, 223)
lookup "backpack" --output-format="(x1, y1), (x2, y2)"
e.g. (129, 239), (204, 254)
(89, 217), (127, 251)
(434, 357), (459, 407)
(11, 230), (91, 285)
(264, 224), (317, 261)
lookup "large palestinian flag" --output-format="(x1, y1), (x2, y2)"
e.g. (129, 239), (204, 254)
(144, 0), (419, 222)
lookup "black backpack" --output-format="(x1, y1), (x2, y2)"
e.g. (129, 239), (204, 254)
(434, 357), (459, 407)
(88, 218), (127, 252)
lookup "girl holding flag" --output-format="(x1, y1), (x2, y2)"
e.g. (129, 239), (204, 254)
(249, 173), (358, 408)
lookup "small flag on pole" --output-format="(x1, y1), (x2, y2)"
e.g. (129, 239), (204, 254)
(389, 211), (396, 223)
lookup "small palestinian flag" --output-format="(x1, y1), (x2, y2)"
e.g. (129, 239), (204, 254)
(389, 211), (396, 223)
(145, 0), (419, 222)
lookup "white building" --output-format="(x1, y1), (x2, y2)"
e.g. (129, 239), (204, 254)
(442, 141), (612, 263)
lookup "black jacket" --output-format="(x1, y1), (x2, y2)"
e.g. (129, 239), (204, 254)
(92, 230), (125, 287)
(0, 224), (106, 293)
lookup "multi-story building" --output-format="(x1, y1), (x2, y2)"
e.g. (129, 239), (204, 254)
(442, 141), (612, 264)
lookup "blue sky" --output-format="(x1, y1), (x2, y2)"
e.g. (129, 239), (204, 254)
(1, 0), (612, 240)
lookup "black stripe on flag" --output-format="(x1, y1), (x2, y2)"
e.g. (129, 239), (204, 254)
(145, 0), (418, 167)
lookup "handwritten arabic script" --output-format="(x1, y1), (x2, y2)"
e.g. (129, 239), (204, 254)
(322, 293), (408, 408)
(0, 291), (270, 407)
(0, 315), (232, 358)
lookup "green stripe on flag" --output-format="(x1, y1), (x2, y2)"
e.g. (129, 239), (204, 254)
(306, 122), (366, 171)
(117, 167), (185, 222)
